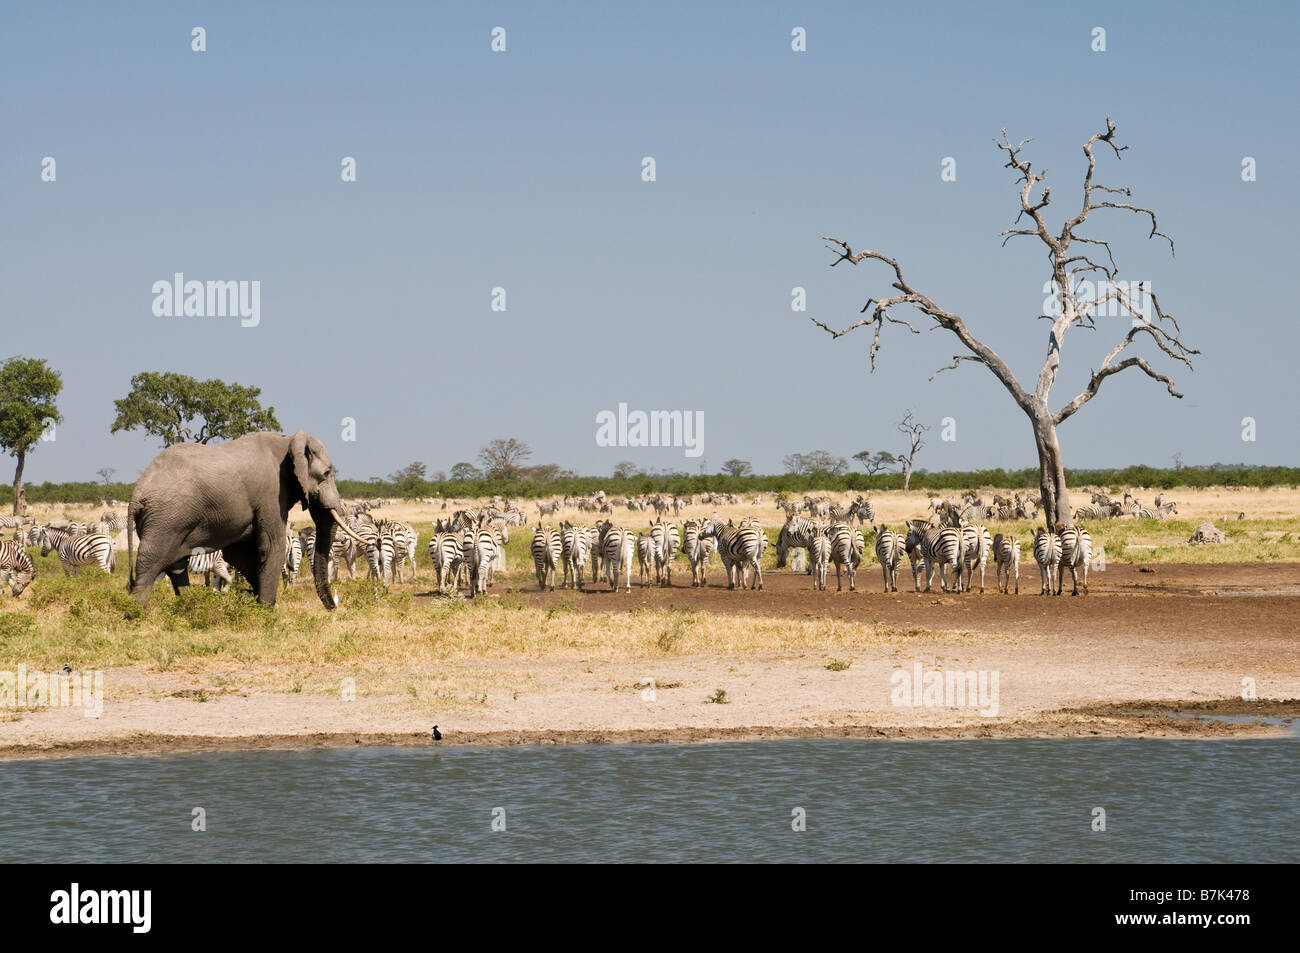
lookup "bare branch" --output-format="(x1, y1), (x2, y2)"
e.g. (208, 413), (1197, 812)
(1055, 323), (1199, 424)
(929, 355), (984, 380)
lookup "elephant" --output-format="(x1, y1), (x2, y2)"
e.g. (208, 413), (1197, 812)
(126, 430), (369, 610)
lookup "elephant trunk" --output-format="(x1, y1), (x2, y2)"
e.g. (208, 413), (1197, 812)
(311, 507), (339, 610)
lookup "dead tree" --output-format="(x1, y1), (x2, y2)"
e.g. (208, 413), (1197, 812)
(897, 411), (927, 491)
(812, 118), (1196, 528)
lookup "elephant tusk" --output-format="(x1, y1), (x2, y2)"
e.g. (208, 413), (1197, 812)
(330, 509), (370, 547)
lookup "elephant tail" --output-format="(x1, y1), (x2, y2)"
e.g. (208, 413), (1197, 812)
(127, 500), (138, 591)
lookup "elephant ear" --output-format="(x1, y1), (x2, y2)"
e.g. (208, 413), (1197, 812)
(289, 430), (314, 507)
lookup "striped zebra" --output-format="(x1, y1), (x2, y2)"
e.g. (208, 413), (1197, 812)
(636, 534), (655, 587)
(282, 527), (303, 588)
(992, 533), (1020, 595)
(645, 519), (680, 586)
(701, 520), (766, 590)
(904, 523), (963, 593)
(595, 521), (635, 592)
(822, 522), (862, 592)
(40, 526), (114, 576)
(846, 497), (876, 525)
(189, 549), (232, 592)
(1137, 502), (1177, 520)
(809, 533), (831, 591)
(349, 519), (382, 579)
(1033, 528), (1062, 596)
(961, 524), (992, 593)
(466, 521), (505, 596)
(681, 520), (712, 587)
(386, 521), (418, 583)
(775, 516), (823, 573)
(536, 500), (561, 517)
(560, 522), (591, 590)
(1056, 526), (1093, 596)
(874, 526), (906, 593)
(531, 525), (561, 591)
(428, 525), (466, 590)
(0, 539), (35, 596)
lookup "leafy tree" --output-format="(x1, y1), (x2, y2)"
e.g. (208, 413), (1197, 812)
(388, 461), (428, 483)
(722, 458), (753, 477)
(110, 372), (280, 446)
(0, 357), (63, 516)
(612, 460), (639, 479)
(449, 462), (483, 481)
(852, 450), (898, 476)
(782, 450), (849, 477)
(477, 437), (532, 479)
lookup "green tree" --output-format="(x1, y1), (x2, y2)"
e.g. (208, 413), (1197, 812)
(0, 357), (63, 516)
(722, 458), (753, 477)
(477, 437), (532, 479)
(449, 462), (483, 481)
(110, 372), (281, 446)
(852, 450), (898, 475)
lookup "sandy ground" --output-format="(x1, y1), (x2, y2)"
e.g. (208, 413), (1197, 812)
(3, 561), (1298, 759)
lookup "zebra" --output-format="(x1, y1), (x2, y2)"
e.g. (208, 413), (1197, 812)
(904, 523), (963, 593)
(595, 521), (635, 592)
(1137, 502), (1177, 520)
(1033, 528), (1062, 595)
(874, 526), (906, 593)
(536, 500), (561, 517)
(1056, 526), (1093, 596)
(282, 526), (303, 588)
(701, 520), (766, 590)
(636, 534), (655, 587)
(681, 520), (713, 587)
(40, 526), (114, 576)
(775, 516), (822, 572)
(466, 521), (505, 596)
(653, 520), (680, 586)
(809, 533), (831, 591)
(992, 533), (1020, 595)
(350, 519), (382, 579)
(0, 540), (35, 596)
(429, 523), (467, 590)
(961, 524), (992, 593)
(531, 525), (562, 591)
(559, 522), (591, 590)
(846, 497), (876, 525)
(825, 522), (861, 592)
(189, 549), (232, 592)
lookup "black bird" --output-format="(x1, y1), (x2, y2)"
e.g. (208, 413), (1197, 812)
(431, 725), (442, 741)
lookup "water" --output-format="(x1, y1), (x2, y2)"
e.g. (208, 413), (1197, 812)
(1, 738), (1295, 862)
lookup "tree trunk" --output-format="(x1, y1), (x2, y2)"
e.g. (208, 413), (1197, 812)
(1032, 416), (1071, 529)
(902, 458), (914, 491)
(11, 450), (25, 517)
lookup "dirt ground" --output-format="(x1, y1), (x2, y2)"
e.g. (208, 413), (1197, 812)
(2, 562), (1297, 759)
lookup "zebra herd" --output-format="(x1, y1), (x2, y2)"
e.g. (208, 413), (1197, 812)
(1074, 491), (1178, 521)
(0, 513), (123, 595)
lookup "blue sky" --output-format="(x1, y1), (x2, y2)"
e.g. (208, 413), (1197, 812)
(3, 1), (1296, 482)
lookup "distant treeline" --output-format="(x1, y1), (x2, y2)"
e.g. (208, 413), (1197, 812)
(7, 466), (1298, 507)
(7, 465), (1289, 509)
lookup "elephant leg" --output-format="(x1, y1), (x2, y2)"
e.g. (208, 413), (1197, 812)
(222, 539), (259, 597)
(256, 525), (285, 606)
(165, 558), (190, 595)
(131, 542), (184, 604)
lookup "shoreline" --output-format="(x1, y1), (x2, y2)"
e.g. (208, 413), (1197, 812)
(3, 700), (1296, 761)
